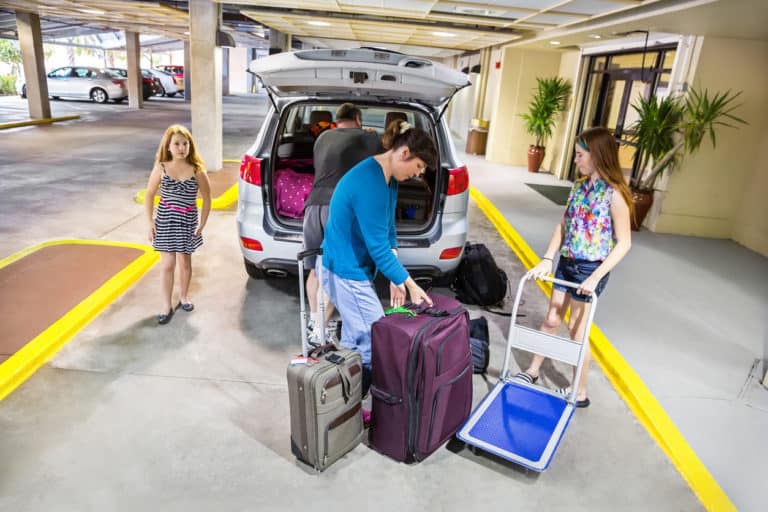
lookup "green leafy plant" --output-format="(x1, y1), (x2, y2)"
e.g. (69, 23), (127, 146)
(0, 75), (17, 96)
(520, 77), (572, 147)
(631, 87), (747, 191)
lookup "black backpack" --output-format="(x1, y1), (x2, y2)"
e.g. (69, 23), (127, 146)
(452, 243), (508, 308)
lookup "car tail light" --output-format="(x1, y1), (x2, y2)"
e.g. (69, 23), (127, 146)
(241, 237), (263, 251)
(439, 246), (463, 260)
(447, 165), (469, 195)
(112, 80), (123, 86)
(240, 154), (262, 186)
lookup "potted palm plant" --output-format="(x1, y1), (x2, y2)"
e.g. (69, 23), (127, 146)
(520, 77), (571, 172)
(629, 87), (747, 230)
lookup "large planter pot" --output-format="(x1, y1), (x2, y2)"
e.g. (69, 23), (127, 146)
(631, 188), (653, 231)
(527, 145), (545, 173)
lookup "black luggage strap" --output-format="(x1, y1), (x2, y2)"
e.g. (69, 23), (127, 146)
(334, 364), (353, 403)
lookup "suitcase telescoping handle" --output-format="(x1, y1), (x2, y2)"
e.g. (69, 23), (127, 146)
(297, 248), (325, 358)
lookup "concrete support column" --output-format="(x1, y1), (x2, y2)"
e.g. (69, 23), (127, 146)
(183, 41), (191, 103)
(473, 47), (492, 121)
(248, 48), (258, 92)
(189, 0), (223, 171)
(269, 29), (290, 55)
(222, 47), (230, 96)
(125, 31), (143, 109)
(16, 11), (50, 119)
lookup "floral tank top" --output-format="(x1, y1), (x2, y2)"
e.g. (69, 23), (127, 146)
(560, 177), (615, 261)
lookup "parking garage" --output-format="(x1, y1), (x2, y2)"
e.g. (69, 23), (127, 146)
(1, 1), (767, 511)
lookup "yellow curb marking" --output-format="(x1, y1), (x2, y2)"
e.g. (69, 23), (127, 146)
(0, 115), (81, 130)
(470, 186), (735, 512)
(134, 158), (241, 210)
(0, 240), (159, 401)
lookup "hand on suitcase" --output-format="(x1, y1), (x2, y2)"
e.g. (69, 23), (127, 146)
(390, 281), (407, 308)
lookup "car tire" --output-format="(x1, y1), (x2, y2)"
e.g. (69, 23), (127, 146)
(158, 85), (166, 96)
(20, 85), (26, 99)
(167, 92), (176, 97)
(90, 88), (108, 103)
(244, 259), (266, 280)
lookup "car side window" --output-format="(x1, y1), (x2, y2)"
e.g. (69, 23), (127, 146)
(74, 68), (91, 78)
(50, 67), (72, 78)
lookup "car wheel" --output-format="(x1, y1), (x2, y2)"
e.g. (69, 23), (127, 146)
(90, 88), (108, 103)
(167, 92), (176, 97)
(51, 96), (60, 100)
(20, 85), (26, 99)
(244, 259), (266, 280)
(158, 85), (166, 96)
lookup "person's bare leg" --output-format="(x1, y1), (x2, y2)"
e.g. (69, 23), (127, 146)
(524, 290), (570, 379)
(177, 253), (192, 304)
(567, 299), (592, 401)
(159, 252), (176, 313)
(307, 269), (319, 317)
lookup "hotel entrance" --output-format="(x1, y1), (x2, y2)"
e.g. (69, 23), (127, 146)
(571, 46), (677, 182)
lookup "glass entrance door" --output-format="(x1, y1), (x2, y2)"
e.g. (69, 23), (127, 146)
(571, 47), (676, 183)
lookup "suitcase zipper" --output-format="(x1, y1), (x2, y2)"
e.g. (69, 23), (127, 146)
(422, 363), (471, 456)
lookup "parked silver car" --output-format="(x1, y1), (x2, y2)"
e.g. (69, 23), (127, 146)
(18, 66), (128, 103)
(238, 48), (471, 284)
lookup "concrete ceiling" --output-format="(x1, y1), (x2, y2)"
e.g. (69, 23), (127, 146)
(0, 0), (766, 57)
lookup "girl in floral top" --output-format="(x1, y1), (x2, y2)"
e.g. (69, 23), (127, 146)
(515, 127), (633, 407)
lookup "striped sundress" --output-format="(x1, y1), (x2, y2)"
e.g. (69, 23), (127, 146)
(153, 163), (203, 254)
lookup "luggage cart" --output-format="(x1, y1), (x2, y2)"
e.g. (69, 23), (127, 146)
(456, 273), (597, 472)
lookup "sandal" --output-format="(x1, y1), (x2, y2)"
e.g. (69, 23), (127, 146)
(556, 387), (590, 408)
(513, 371), (539, 384)
(177, 301), (194, 312)
(157, 309), (174, 325)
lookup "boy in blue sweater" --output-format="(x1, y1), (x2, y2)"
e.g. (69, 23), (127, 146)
(321, 119), (435, 399)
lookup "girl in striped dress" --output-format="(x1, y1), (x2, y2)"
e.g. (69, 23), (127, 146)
(145, 125), (211, 324)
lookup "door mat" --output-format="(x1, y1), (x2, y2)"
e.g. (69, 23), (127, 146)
(525, 184), (571, 206)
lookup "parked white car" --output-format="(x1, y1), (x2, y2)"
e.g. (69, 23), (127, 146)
(18, 66), (128, 103)
(238, 48), (471, 284)
(145, 68), (179, 97)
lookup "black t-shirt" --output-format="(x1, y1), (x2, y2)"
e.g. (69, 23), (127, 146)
(305, 128), (383, 207)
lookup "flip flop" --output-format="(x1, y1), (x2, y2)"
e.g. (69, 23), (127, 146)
(556, 387), (590, 408)
(513, 371), (539, 384)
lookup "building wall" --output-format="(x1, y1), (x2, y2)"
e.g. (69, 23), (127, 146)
(485, 48), (562, 167)
(653, 36), (768, 256)
(543, 50), (581, 176)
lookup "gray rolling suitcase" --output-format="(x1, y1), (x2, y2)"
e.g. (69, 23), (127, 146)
(287, 249), (363, 471)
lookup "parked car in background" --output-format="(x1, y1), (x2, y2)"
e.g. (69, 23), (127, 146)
(107, 68), (161, 99)
(157, 65), (184, 93)
(18, 66), (128, 103)
(144, 68), (178, 97)
(238, 48), (471, 283)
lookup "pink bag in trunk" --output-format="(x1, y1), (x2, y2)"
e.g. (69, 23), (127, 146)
(274, 168), (313, 218)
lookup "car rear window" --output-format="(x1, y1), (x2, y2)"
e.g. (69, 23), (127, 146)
(280, 103), (428, 138)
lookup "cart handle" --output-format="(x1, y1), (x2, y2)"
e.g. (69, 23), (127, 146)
(528, 273), (595, 295)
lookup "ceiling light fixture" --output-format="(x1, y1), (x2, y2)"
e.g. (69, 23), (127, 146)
(589, 34), (601, 39)
(307, 21), (331, 27)
(80, 9), (105, 15)
(549, 40), (561, 45)
(432, 31), (456, 37)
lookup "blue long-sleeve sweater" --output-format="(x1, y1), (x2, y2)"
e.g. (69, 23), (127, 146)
(322, 157), (408, 285)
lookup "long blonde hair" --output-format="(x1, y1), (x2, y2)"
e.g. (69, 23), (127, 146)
(577, 127), (634, 218)
(155, 124), (205, 173)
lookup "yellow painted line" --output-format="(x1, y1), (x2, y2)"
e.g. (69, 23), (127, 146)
(135, 158), (241, 210)
(0, 115), (80, 130)
(0, 240), (159, 401)
(470, 186), (735, 512)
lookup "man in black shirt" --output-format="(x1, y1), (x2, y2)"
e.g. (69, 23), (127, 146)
(303, 103), (383, 342)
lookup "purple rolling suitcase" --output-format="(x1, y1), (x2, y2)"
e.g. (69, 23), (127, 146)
(369, 293), (473, 462)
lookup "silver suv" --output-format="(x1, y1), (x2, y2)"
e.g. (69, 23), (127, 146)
(237, 48), (471, 285)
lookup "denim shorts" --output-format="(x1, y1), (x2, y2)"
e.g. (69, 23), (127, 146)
(553, 257), (610, 302)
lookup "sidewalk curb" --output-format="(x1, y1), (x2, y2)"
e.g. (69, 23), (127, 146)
(470, 186), (735, 512)
(0, 240), (159, 401)
(0, 115), (81, 130)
